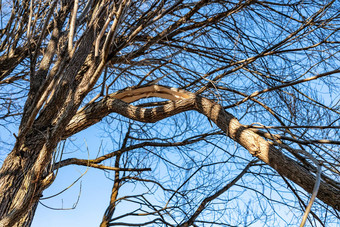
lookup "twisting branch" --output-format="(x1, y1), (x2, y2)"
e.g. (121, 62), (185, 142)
(64, 85), (340, 212)
(0, 1), (339, 226)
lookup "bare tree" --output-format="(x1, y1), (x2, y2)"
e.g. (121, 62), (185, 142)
(0, 0), (339, 226)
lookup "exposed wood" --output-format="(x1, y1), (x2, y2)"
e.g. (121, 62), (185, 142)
(64, 85), (340, 211)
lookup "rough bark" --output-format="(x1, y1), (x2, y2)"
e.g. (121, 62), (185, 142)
(0, 7), (101, 227)
(1, 1), (338, 226)
(0, 131), (53, 227)
(0, 84), (339, 226)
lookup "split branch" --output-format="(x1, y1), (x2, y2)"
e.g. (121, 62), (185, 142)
(64, 85), (340, 211)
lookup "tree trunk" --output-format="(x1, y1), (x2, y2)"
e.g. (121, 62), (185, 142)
(0, 132), (54, 227)
(0, 85), (339, 226)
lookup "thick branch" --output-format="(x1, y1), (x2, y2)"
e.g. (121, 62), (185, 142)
(64, 85), (340, 211)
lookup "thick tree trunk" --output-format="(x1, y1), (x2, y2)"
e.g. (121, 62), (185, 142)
(0, 132), (54, 227)
(0, 153), (39, 226)
(0, 85), (339, 226)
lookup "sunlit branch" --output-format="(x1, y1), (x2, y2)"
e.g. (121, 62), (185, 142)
(64, 85), (340, 211)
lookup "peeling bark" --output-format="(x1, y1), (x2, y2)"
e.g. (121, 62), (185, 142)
(0, 82), (339, 226)
(65, 85), (340, 211)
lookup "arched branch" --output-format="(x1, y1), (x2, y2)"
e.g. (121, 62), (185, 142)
(64, 85), (340, 211)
